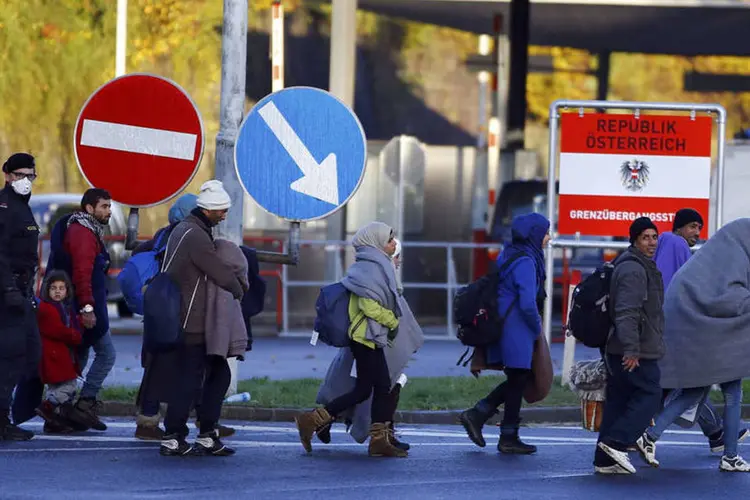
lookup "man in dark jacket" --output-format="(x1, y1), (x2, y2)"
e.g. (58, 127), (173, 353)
(47, 188), (115, 432)
(594, 217), (664, 475)
(0, 153), (41, 441)
(159, 180), (247, 457)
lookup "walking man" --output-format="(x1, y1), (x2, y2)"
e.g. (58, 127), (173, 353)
(159, 180), (247, 457)
(594, 217), (665, 474)
(47, 188), (116, 431)
(636, 208), (748, 466)
(0, 153), (41, 441)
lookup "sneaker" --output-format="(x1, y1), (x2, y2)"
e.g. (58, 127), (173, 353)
(135, 425), (165, 441)
(720, 455), (750, 472)
(597, 442), (636, 474)
(595, 464), (633, 475)
(636, 433), (660, 467)
(68, 398), (107, 431)
(195, 421), (235, 438)
(193, 430), (235, 456)
(710, 428), (750, 453)
(159, 434), (194, 457)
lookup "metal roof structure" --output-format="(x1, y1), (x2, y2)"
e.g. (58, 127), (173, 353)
(355, 0), (750, 56)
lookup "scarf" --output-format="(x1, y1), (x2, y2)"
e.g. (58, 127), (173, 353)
(67, 211), (105, 242)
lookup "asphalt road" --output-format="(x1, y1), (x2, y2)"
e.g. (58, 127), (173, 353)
(2, 418), (749, 499)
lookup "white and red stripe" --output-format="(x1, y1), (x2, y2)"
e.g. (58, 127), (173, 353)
(557, 112), (713, 237)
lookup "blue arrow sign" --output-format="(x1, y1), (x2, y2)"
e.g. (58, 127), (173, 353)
(234, 86), (367, 222)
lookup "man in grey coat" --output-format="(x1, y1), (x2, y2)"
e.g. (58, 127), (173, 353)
(594, 217), (665, 475)
(159, 180), (247, 458)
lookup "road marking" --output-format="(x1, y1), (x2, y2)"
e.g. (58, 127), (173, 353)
(80, 119), (198, 160)
(0, 446), (149, 453)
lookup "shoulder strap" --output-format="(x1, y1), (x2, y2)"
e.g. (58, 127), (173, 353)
(161, 228), (193, 273)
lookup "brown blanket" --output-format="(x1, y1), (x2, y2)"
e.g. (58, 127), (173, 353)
(470, 334), (553, 404)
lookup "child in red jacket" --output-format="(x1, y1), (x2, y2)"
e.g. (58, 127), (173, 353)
(35, 270), (83, 433)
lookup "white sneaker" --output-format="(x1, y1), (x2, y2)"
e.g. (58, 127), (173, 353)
(635, 434), (660, 468)
(595, 464), (633, 475)
(598, 442), (636, 474)
(720, 455), (750, 472)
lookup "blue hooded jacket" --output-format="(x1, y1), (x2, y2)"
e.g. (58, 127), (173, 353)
(486, 213), (550, 369)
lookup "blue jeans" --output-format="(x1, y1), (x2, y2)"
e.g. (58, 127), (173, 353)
(647, 387), (708, 441)
(77, 330), (116, 400)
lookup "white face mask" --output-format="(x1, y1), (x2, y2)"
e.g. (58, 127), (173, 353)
(11, 177), (32, 196)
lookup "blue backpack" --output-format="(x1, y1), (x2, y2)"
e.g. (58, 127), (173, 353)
(142, 228), (193, 353)
(313, 282), (352, 348)
(117, 230), (170, 315)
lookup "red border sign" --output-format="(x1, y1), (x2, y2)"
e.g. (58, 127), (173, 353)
(557, 112), (712, 236)
(74, 74), (204, 208)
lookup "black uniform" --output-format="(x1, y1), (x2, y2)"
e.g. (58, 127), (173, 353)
(0, 183), (41, 416)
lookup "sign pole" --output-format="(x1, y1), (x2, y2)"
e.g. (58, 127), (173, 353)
(215, 0), (248, 396)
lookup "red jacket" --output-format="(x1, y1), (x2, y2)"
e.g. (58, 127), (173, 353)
(63, 223), (102, 308)
(37, 300), (82, 384)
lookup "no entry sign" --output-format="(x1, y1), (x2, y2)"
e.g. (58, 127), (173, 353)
(557, 113), (713, 236)
(74, 74), (204, 207)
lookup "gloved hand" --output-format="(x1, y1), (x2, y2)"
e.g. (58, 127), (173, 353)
(3, 288), (25, 314)
(387, 326), (399, 347)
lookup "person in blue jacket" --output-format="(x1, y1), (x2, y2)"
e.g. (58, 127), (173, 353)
(459, 212), (550, 455)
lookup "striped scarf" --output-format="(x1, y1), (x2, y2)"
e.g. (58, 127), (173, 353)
(67, 211), (105, 243)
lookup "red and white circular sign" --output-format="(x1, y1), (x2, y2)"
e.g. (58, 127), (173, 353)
(74, 73), (205, 207)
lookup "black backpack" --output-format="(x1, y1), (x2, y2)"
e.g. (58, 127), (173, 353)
(567, 256), (640, 349)
(454, 252), (526, 349)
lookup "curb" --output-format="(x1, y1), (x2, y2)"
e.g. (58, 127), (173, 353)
(100, 402), (750, 426)
(99, 401), (582, 425)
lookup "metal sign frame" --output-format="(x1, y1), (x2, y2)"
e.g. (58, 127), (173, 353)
(542, 99), (727, 344)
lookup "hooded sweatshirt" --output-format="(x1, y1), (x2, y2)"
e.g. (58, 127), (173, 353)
(653, 231), (692, 292)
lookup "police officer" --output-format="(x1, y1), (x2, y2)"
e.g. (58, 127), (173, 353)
(0, 153), (41, 441)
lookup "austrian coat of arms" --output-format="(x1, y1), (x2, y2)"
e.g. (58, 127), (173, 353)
(620, 159), (650, 191)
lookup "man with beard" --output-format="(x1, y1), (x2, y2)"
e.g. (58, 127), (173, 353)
(46, 188), (115, 432)
(0, 153), (41, 441)
(158, 180), (247, 457)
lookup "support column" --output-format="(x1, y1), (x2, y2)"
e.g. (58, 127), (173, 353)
(505, 0), (530, 153)
(325, 0), (358, 281)
(596, 51), (611, 102)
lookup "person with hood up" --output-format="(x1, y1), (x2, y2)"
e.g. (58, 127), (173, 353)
(594, 217), (664, 475)
(648, 218), (750, 472)
(295, 221), (406, 458)
(636, 209), (748, 467)
(459, 212), (550, 455)
(314, 238), (424, 451)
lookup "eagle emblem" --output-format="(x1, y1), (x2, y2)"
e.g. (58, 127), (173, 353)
(620, 159), (650, 192)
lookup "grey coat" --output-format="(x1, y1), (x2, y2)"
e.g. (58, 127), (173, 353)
(606, 247), (665, 360)
(660, 218), (750, 388)
(316, 295), (424, 443)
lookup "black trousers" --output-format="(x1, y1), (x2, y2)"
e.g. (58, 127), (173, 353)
(164, 344), (231, 438)
(0, 302), (41, 414)
(325, 342), (391, 424)
(480, 367), (532, 434)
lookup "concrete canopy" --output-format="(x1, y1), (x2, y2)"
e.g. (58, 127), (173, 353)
(355, 0), (750, 56)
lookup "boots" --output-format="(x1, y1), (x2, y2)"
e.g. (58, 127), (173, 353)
(388, 422), (410, 451)
(36, 401), (76, 434)
(317, 423), (332, 444)
(458, 405), (493, 448)
(368, 422), (408, 458)
(0, 413), (33, 441)
(135, 412), (165, 441)
(68, 397), (107, 431)
(295, 407), (334, 453)
(498, 432), (537, 455)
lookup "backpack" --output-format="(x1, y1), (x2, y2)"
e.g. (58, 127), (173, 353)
(312, 282), (352, 348)
(567, 256), (641, 349)
(453, 252), (527, 348)
(142, 228), (194, 353)
(117, 230), (170, 316)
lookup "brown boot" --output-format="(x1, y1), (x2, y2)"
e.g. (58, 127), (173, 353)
(294, 407), (333, 453)
(368, 422), (408, 458)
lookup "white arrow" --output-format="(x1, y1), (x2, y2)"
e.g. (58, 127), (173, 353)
(258, 101), (339, 206)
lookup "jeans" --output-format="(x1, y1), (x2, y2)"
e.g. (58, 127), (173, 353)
(477, 368), (532, 436)
(164, 344), (231, 438)
(325, 342), (391, 424)
(719, 380), (743, 457)
(46, 379), (78, 406)
(647, 387), (708, 441)
(77, 330), (116, 400)
(595, 354), (662, 466)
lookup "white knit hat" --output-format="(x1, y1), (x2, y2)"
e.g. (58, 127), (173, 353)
(196, 180), (231, 211)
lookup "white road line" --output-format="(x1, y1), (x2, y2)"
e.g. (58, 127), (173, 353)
(0, 446), (149, 453)
(80, 119), (197, 160)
